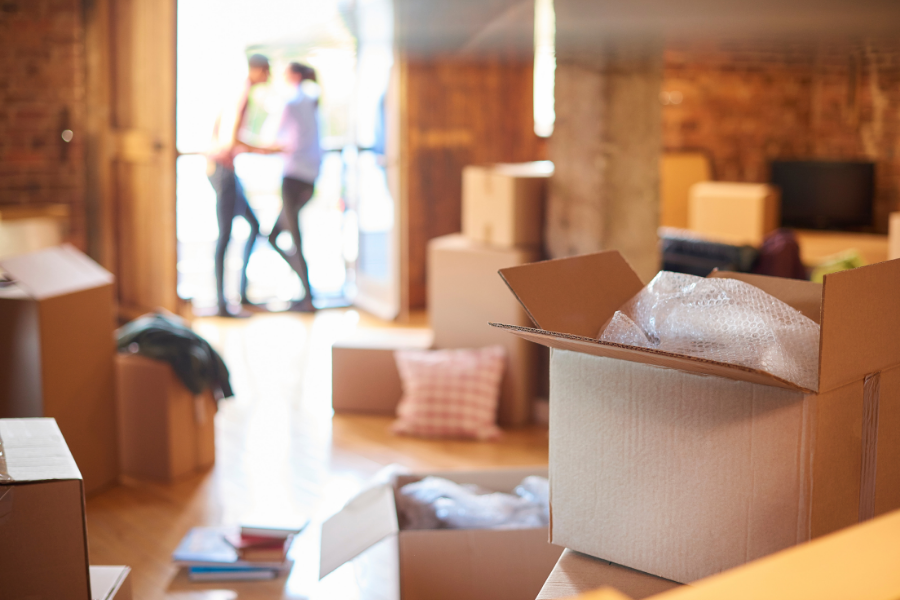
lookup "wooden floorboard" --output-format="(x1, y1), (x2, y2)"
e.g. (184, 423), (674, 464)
(85, 309), (549, 599)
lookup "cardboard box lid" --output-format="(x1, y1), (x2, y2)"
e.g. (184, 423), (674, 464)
(0, 418), (82, 483)
(0, 244), (113, 300)
(90, 566), (131, 600)
(333, 329), (434, 350)
(690, 181), (774, 200)
(493, 250), (900, 393)
(319, 466), (548, 580)
(491, 161), (555, 178)
(320, 466), (404, 579)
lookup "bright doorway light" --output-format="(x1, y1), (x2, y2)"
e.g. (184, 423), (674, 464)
(534, 0), (556, 138)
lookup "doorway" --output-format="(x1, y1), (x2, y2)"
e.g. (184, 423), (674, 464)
(175, 0), (399, 316)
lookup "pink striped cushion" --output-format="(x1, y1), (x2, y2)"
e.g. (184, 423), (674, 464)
(392, 346), (506, 440)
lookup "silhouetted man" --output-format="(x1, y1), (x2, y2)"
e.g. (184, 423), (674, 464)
(207, 53), (277, 317)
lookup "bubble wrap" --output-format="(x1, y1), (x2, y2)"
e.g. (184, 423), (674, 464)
(599, 272), (820, 390)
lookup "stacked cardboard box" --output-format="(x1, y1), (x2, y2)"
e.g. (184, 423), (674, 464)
(687, 182), (780, 247)
(0, 418), (132, 600)
(428, 161), (552, 426)
(0, 245), (118, 494)
(492, 251), (900, 589)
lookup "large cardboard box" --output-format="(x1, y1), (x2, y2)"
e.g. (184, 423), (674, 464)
(687, 182), (780, 246)
(462, 162), (552, 248)
(638, 507), (900, 600)
(492, 251), (900, 583)
(660, 152), (712, 229)
(320, 467), (564, 600)
(116, 353), (216, 481)
(91, 566), (133, 600)
(0, 418), (92, 599)
(0, 244), (118, 494)
(538, 549), (680, 600)
(889, 212), (900, 260)
(332, 329), (434, 414)
(428, 234), (541, 426)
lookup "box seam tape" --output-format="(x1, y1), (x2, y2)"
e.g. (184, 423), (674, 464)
(859, 372), (881, 522)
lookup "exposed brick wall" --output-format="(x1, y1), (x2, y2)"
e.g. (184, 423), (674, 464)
(0, 0), (87, 248)
(663, 38), (900, 233)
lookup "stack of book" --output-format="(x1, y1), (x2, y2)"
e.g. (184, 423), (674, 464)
(172, 522), (306, 582)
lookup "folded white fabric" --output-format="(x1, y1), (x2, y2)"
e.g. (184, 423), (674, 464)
(600, 272), (820, 391)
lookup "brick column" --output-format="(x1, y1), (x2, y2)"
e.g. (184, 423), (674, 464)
(547, 39), (662, 282)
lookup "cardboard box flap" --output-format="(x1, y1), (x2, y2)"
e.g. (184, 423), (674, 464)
(0, 418), (82, 483)
(708, 271), (823, 325)
(490, 323), (810, 392)
(498, 251), (644, 338)
(319, 473), (401, 579)
(819, 259), (900, 392)
(0, 244), (113, 300)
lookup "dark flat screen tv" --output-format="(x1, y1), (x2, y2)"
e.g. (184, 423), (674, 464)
(771, 160), (875, 230)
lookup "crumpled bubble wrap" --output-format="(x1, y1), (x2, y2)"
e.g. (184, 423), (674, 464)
(397, 475), (550, 530)
(599, 272), (820, 391)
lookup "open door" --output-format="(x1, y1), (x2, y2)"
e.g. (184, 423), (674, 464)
(343, 0), (404, 321)
(85, 0), (178, 319)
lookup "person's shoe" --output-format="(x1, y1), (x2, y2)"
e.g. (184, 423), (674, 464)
(217, 305), (252, 319)
(288, 298), (317, 313)
(240, 300), (267, 313)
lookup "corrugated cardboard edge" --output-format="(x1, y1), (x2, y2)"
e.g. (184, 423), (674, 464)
(489, 323), (811, 393)
(819, 259), (900, 393)
(497, 251), (645, 338)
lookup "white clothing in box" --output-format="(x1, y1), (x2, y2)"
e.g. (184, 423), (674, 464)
(492, 250), (900, 583)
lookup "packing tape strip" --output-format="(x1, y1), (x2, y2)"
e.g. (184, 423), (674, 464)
(859, 372), (880, 522)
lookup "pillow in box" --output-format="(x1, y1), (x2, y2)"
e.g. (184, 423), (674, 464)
(392, 346), (506, 440)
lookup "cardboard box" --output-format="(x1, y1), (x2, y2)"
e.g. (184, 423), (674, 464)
(320, 467), (564, 600)
(0, 244), (118, 494)
(91, 566), (133, 600)
(332, 329), (434, 414)
(660, 152), (712, 229)
(889, 212), (900, 261)
(492, 251), (900, 583)
(428, 234), (541, 426)
(639, 507), (900, 600)
(537, 549), (680, 600)
(116, 353), (216, 481)
(0, 418), (91, 600)
(462, 162), (552, 248)
(688, 182), (780, 246)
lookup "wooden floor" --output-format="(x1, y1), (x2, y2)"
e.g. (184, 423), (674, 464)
(85, 309), (549, 600)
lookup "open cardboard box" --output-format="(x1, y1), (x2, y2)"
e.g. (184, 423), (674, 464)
(91, 566), (132, 600)
(320, 466), (563, 600)
(116, 353), (216, 481)
(0, 418), (92, 599)
(0, 245), (118, 494)
(492, 251), (900, 583)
